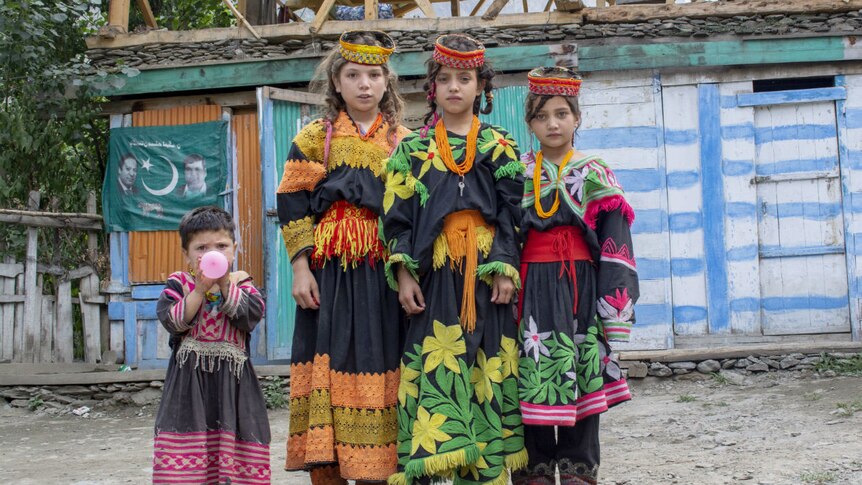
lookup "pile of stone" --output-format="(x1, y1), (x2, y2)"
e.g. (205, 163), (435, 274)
(85, 11), (862, 71)
(625, 352), (860, 379)
(0, 375), (290, 415)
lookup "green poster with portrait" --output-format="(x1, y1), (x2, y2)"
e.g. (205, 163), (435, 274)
(102, 121), (228, 232)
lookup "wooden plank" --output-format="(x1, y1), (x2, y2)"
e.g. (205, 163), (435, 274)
(80, 274), (102, 363)
(0, 363), (123, 375)
(619, 341), (862, 363)
(265, 87), (326, 106)
(222, 0), (263, 40)
(675, 331), (852, 349)
(97, 42), (577, 96)
(585, 0), (862, 24)
(0, 258), (15, 361)
(451, 0), (460, 17)
(14, 273), (23, 362)
(469, 0), (487, 16)
(135, 0), (158, 28)
(366, 0), (379, 19)
(414, 0), (437, 17)
(737, 87), (847, 108)
(310, 0), (338, 33)
(22, 191), (40, 363)
(0, 369), (167, 386)
(0, 210), (102, 230)
(101, 91), (256, 115)
(555, 0), (584, 12)
(0, 263), (23, 278)
(86, 10), (577, 48)
(39, 294), (53, 362)
(482, 0), (509, 20)
(55, 280), (74, 363)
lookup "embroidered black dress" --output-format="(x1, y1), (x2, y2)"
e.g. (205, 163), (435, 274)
(153, 272), (271, 485)
(514, 152), (639, 485)
(382, 121), (527, 485)
(277, 112), (410, 481)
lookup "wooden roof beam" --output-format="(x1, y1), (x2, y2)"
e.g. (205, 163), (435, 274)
(585, 0), (862, 23)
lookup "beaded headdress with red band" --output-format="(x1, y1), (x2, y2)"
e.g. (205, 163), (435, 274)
(528, 67), (582, 97)
(339, 30), (396, 65)
(432, 34), (486, 69)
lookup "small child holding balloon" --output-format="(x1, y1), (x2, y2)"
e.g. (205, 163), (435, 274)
(153, 206), (271, 484)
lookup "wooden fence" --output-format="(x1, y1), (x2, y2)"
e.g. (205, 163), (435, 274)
(0, 191), (106, 364)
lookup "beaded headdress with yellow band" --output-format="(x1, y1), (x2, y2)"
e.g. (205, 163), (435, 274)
(338, 30), (395, 65)
(528, 67), (582, 97)
(432, 34), (486, 69)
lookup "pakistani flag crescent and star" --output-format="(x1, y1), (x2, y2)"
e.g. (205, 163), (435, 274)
(102, 121), (229, 232)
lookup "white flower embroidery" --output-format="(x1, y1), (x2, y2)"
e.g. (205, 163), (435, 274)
(597, 288), (634, 324)
(522, 316), (552, 363)
(599, 343), (622, 381)
(563, 166), (589, 202)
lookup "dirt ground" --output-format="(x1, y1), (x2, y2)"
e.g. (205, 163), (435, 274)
(0, 371), (860, 485)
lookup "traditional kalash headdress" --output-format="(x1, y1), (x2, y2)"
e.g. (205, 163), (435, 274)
(527, 66), (582, 97)
(338, 30), (395, 65)
(432, 34), (486, 69)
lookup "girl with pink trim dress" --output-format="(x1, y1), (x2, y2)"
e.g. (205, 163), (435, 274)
(514, 67), (639, 485)
(153, 206), (270, 484)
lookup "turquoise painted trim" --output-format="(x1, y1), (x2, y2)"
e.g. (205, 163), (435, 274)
(123, 303), (137, 366)
(736, 87), (846, 107)
(578, 36), (848, 72)
(96, 43), (570, 97)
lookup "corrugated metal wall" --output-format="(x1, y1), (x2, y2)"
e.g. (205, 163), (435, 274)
(129, 106), (223, 283)
(269, 100), (304, 354)
(482, 86), (531, 152)
(233, 111), (264, 283)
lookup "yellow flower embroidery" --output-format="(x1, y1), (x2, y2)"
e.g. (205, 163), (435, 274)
(383, 170), (414, 214)
(480, 129), (517, 162)
(412, 138), (447, 179)
(422, 320), (467, 374)
(399, 363), (421, 406)
(499, 336), (519, 379)
(411, 406), (452, 455)
(459, 442), (489, 480)
(470, 348), (503, 404)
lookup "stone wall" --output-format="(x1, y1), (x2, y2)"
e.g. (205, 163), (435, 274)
(87, 11), (862, 72)
(2, 352), (858, 414)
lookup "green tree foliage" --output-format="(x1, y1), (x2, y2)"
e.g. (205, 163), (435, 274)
(0, 0), (107, 268)
(125, 0), (235, 31)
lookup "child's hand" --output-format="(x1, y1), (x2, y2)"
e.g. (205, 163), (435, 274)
(491, 274), (515, 304)
(291, 255), (320, 310)
(192, 257), (218, 295)
(398, 266), (425, 315)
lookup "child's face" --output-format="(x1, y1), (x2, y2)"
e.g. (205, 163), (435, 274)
(182, 230), (236, 273)
(334, 62), (387, 117)
(529, 96), (579, 152)
(434, 66), (483, 117)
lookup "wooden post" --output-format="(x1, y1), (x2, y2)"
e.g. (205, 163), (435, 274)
(414, 0), (437, 17)
(470, 0), (488, 16)
(107, 0), (131, 33)
(134, 0), (158, 28)
(22, 191), (40, 363)
(39, 287), (53, 363)
(366, 0), (380, 19)
(86, 193), (109, 355)
(481, 0), (509, 20)
(80, 273), (101, 363)
(451, 0), (461, 16)
(310, 0), (338, 33)
(222, 0), (263, 39)
(55, 280), (73, 363)
(0, 257), (16, 361)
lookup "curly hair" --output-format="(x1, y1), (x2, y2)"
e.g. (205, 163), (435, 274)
(423, 34), (496, 127)
(310, 32), (405, 141)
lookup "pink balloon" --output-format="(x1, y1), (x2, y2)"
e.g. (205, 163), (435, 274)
(200, 251), (229, 279)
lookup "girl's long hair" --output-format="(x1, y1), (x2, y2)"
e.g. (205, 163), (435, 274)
(311, 32), (405, 140)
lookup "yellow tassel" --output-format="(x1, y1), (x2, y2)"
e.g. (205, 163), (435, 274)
(486, 469), (511, 485)
(387, 472), (408, 485)
(404, 444), (480, 479)
(432, 236), (448, 270)
(505, 448), (529, 471)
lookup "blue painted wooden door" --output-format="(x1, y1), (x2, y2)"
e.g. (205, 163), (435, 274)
(753, 98), (852, 335)
(258, 88), (311, 361)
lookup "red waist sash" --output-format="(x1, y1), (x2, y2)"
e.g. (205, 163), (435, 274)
(522, 226), (592, 263)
